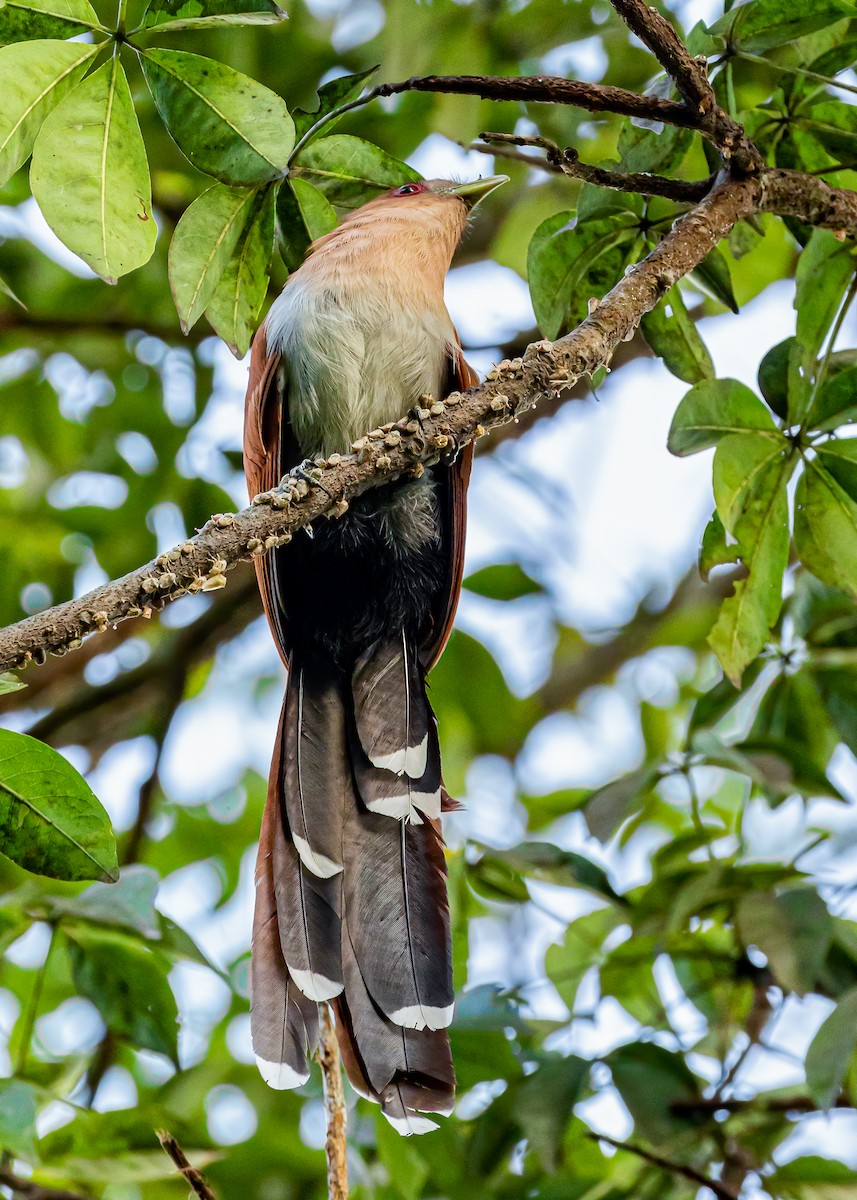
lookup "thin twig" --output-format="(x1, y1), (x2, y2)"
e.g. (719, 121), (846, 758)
(156, 1130), (218, 1200)
(318, 1005), (348, 1200)
(461, 139), (565, 174)
(480, 131), (715, 201)
(589, 1132), (738, 1200)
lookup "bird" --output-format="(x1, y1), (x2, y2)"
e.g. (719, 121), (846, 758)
(242, 174), (508, 1135)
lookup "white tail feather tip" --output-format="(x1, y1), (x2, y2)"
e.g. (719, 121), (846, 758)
(292, 834), (343, 879)
(255, 1055), (309, 1090)
(383, 1112), (440, 1136)
(388, 1002), (454, 1031)
(287, 966), (344, 1001)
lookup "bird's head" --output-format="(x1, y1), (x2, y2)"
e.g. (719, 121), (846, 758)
(381, 176), (509, 213)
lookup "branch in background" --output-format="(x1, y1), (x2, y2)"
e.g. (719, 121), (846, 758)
(156, 1131), (218, 1200)
(480, 132), (714, 202)
(5, 157), (857, 671)
(589, 1133), (738, 1200)
(318, 1006), (348, 1200)
(0, 1169), (91, 1200)
(375, 73), (702, 129)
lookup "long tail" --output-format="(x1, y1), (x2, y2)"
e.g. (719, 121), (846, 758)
(249, 636), (455, 1133)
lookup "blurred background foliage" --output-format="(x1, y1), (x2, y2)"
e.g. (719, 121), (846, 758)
(4, 0), (857, 1198)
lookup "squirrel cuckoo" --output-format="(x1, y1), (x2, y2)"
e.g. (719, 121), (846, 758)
(242, 175), (507, 1135)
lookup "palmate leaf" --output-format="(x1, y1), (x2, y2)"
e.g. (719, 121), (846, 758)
(0, 0), (101, 44)
(795, 456), (857, 599)
(140, 0), (284, 31)
(169, 183), (258, 330)
(204, 183), (275, 356)
(0, 40), (99, 188)
(709, 432), (795, 683)
(292, 133), (417, 208)
(66, 925), (179, 1061)
(790, 230), (856, 422)
(640, 286), (713, 384)
(668, 377), (780, 456)
(275, 176), (338, 272)
(0, 728), (118, 882)
(805, 986), (857, 1109)
(141, 49), (293, 186)
(30, 57), (156, 283)
(0, 1080), (38, 1161)
(292, 66), (380, 144)
(708, 0), (857, 53)
(527, 210), (638, 341)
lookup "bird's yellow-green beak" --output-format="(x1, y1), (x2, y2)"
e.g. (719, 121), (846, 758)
(448, 175), (509, 209)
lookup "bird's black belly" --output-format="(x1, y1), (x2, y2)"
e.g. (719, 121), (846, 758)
(274, 474), (445, 667)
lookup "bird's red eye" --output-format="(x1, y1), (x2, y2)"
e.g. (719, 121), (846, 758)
(394, 183), (422, 196)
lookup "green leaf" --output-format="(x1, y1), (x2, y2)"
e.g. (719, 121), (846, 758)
(617, 111), (691, 176)
(545, 906), (622, 1011)
(709, 0), (857, 53)
(463, 563), (542, 601)
(140, 0), (282, 29)
(30, 57), (156, 283)
(0, 728), (118, 882)
(689, 245), (739, 313)
(667, 377), (779, 456)
(0, 1080), (37, 1161)
(817, 440), (857, 501)
(293, 133), (417, 208)
(640, 287), (714, 384)
(607, 1044), (703, 1145)
(515, 1055), (588, 1171)
(584, 764), (660, 841)
(292, 66), (379, 143)
(809, 365), (857, 430)
(169, 183), (257, 331)
(806, 986), (857, 1108)
(0, 0), (100, 43)
(0, 672), (25, 695)
(204, 183), (275, 356)
(767, 1157), (857, 1200)
(709, 432), (794, 683)
(471, 842), (619, 903)
(791, 230), (856, 423)
(699, 510), (736, 580)
(275, 176), (337, 272)
(52, 865), (161, 938)
(736, 888), (832, 994)
(528, 211), (637, 340)
(66, 925), (179, 1061)
(141, 48), (293, 186)
(0, 40), (99, 188)
(757, 336), (794, 421)
(795, 458), (857, 599)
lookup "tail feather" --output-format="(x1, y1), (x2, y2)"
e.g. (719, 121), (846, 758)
(284, 661), (347, 878)
(352, 713), (441, 825)
(250, 753), (319, 1088)
(353, 632), (429, 777)
(272, 806), (344, 1001)
(344, 794), (453, 1031)
(334, 917), (454, 1135)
